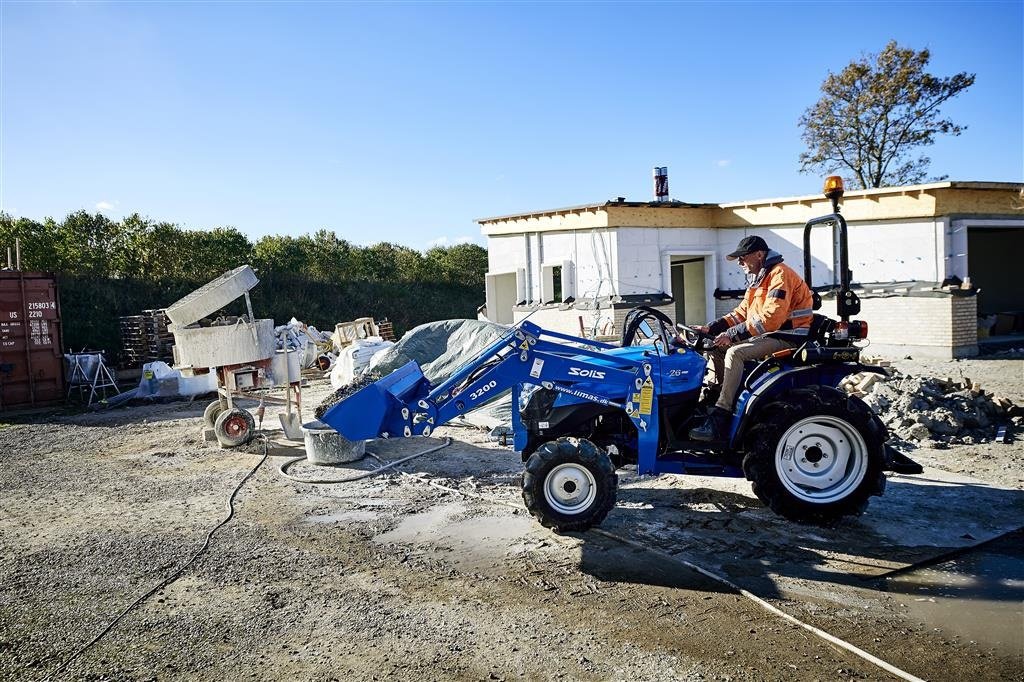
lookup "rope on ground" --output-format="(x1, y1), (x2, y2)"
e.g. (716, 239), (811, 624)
(276, 438), (452, 484)
(395, 466), (928, 682)
(590, 528), (928, 682)
(40, 435), (271, 682)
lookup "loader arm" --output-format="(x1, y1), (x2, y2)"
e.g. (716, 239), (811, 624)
(319, 321), (663, 465)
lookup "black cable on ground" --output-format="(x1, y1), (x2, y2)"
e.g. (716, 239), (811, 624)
(276, 438), (452, 484)
(41, 435), (271, 682)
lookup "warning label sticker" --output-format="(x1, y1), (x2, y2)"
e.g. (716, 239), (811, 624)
(530, 358), (544, 378)
(638, 377), (654, 415)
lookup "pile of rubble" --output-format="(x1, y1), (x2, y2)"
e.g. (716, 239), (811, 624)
(842, 365), (1021, 444)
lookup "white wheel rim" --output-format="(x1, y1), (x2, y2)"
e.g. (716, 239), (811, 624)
(774, 415), (868, 504)
(544, 463), (597, 515)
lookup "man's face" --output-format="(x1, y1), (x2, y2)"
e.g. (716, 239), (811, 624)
(736, 250), (766, 275)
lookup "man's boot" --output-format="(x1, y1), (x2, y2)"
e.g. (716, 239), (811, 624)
(689, 407), (731, 442)
(697, 385), (721, 415)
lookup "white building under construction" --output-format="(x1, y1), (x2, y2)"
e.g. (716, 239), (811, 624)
(477, 177), (1024, 359)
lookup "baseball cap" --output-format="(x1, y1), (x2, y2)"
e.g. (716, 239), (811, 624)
(726, 235), (769, 261)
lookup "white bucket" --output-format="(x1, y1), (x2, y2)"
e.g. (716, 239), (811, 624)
(302, 420), (366, 465)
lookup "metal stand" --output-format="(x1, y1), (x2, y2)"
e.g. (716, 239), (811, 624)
(66, 353), (121, 406)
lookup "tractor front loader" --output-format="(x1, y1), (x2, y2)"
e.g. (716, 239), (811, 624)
(318, 177), (921, 532)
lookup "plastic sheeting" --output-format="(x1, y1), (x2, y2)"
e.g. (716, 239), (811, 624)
(136, 361), (217, 399)
(330, 337), (395, 389)
(369, 319), (513, 426)
(370, 319), (508, 383)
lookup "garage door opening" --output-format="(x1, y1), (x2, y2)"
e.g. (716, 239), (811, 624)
(968, 227), (1021, 316)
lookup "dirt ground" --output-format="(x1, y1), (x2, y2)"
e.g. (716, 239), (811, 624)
(1, 356), (1021, 681)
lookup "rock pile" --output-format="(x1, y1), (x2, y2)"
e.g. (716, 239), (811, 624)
(841, 369), (1021, 444)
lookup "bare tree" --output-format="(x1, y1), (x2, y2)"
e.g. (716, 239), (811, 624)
(799, 41), (975, 189)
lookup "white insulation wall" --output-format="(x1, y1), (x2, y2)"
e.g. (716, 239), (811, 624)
(715, 219), (945, 291)
(600, 220), (945, 295)
(487, 229), (618, 305)
(615, 227), (718, 295)
(487, 218), (950, 323)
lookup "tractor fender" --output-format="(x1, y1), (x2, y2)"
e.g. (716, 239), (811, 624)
(729, 362), (886, 448)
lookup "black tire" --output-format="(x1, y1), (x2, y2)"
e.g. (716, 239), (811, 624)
(522, 438), (617, 533)
(214, 407), (256, 448)
(742, 385), (885, 525)
(203, 399), (227, 429)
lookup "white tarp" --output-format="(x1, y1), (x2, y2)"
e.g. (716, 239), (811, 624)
(330, 337), (395, 388)
(136, 361), (217, 399)
(369, 319), (513, 426)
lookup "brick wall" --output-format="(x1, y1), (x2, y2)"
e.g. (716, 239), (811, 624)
(611, 302), (677, 335)
(856, 295), (977, 358)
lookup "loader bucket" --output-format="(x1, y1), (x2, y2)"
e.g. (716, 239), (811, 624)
(319, 361), (431, 440)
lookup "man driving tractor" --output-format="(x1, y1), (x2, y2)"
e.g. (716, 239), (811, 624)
(689, 235), (815, 441)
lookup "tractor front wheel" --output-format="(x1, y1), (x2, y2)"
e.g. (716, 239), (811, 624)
(743, 386), (885, 525)
(522, 438), (617, 533)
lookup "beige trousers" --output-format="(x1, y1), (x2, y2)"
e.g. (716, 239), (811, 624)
(707, 335), (795, 411)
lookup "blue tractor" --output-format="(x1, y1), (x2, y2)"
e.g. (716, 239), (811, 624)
(317, 178), (921, 532)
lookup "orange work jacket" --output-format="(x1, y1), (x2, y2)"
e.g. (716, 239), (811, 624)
(710, 257), (814, 341)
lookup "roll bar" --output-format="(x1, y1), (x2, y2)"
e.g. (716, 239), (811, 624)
(802, 196), (860, 322)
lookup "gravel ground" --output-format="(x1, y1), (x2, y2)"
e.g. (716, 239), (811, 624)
(1, 356), (1021, 681)
(885, 357), (1024, 486)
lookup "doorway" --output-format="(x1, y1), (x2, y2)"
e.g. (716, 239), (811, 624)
(485, 272), (518, 324)
(670, 256), (707, 325)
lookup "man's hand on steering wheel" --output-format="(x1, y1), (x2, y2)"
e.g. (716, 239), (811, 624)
(674, 323), (713, 351)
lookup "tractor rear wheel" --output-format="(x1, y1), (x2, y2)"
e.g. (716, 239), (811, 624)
(743, 386), (885, 525)
(522, 438), (617, 533)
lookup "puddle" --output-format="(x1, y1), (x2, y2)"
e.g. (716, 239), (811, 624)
(305, 510), (380, 525)
(374, 503), (542, 572)
(885, 528), (1024, 656)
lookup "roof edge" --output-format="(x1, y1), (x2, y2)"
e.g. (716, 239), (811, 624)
(719, 181), (1023, 209)
(477, 181), (1023, 224)
(476, 199), (718, 225)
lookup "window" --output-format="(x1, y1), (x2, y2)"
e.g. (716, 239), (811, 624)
(542, 261), (573, 304)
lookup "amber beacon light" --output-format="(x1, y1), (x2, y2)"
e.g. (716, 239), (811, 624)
(823, 175), (845, 199)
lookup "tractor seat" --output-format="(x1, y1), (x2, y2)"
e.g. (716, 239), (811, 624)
(767, 313), (832, 346)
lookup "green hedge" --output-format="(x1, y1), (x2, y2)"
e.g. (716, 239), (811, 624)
(58, 272), (482, 354)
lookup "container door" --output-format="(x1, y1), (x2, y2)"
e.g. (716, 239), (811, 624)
(0, 274), (64, 410)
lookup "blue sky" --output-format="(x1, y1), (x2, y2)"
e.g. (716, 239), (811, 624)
(1, 1), (1021, 249)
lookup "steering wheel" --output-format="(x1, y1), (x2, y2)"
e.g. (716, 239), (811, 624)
(621, 306), (676, 348)
(675, 323), (713, 351)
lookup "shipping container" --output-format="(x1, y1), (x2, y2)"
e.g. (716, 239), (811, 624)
(0, 271), (65, 410)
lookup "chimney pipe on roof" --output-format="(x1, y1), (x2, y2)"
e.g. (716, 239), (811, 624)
(653, 166), (669, 202)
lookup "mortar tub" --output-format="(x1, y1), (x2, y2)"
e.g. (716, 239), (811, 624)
(171, 318), (276, 368)
(302, 420), (366, 464)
